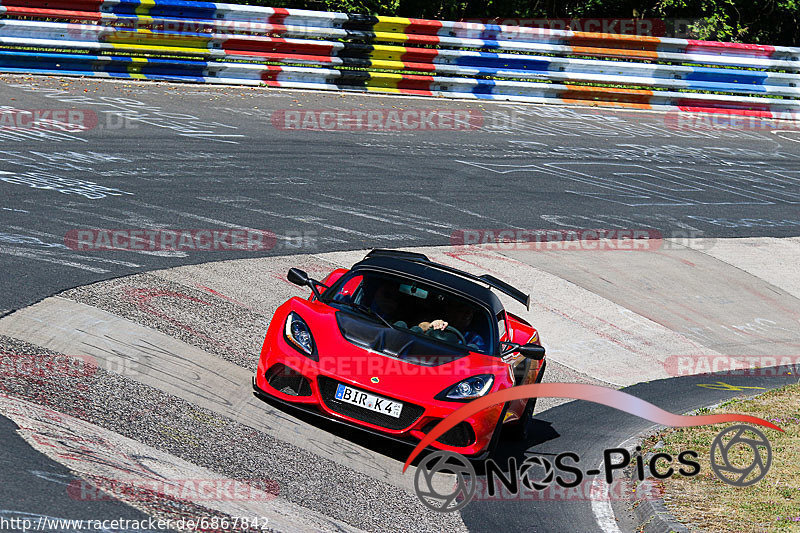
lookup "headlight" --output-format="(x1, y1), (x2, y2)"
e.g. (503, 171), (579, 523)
(284, 312), (317, 360)
(439, 374), (494, 402)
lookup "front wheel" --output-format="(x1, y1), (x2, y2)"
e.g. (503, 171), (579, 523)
(507, 397), (537, 441)
(507, 359), (546, 441)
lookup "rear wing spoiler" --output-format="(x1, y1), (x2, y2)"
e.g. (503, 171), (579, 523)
(478, 274), (531, 311)
(365, 249), (531, 310)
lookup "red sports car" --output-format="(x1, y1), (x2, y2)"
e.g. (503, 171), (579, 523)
(252, 249), (546, 457)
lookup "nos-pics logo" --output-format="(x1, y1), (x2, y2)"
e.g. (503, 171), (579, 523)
(414, 424), (773, 512)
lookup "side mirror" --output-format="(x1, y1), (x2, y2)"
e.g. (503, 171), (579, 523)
(518, 343), (546, 360)
(288, 268), (328, 299)
(287, 268), (310, 287)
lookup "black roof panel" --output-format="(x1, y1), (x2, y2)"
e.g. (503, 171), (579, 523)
(351, 249), (530, 314)
(363, 249), (530, 310)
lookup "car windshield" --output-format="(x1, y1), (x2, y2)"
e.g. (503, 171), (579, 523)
(323, 270), (493, 354)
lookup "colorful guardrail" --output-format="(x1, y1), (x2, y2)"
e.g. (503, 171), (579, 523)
(1, 0), (800, 116)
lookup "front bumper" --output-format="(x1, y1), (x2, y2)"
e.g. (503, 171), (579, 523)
(255, 343), (503, 456)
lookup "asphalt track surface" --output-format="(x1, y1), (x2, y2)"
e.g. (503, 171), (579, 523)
(1, 73), (800, 532)
(2, 74), (800, 315)
(0, 414), (160, 530)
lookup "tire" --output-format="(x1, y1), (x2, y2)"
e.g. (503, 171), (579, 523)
(477, 402), (510, 460)
(506, 359), (546, 442)
(506, 397), (536, 441)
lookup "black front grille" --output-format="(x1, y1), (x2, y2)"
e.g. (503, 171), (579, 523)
(421, 420), (476, 447)
(317, 376), (424, 430)
(265, 364), (312, 396)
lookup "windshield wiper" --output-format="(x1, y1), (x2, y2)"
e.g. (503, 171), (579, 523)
(334, 301), (395, 329)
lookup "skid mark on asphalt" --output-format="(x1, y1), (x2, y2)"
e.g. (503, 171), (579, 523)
(267, 193), (424, 241)
(126, 200), (265, 235)
(0, 332), (463, 531)
(0, 298), (416, 491)
(0, 394), (357, 532)
(312, 192), (457, 237)
(123, 288), (218, 346)
(318, 193), (454, 228)
(5, 81), (247, 145)
(445, 248), (659, 352)
(681, 237), (800, 301)
(502, 244), (800, 359)
(195, 285), (254, 311)
(151, 254), (343, 317)
(0, 246), (111, 273)
(438, 248), (680, 374)
(5, 227), (144, 269)
(455, 157), (800, 208)
(444, 250), (659, 351)
(65, 275), (265, 370)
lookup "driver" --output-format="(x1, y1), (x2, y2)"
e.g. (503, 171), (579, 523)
(418, 302), (487, 352)
(369, 282), (400, 320)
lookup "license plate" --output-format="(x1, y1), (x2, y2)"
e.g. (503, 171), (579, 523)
(335, 383), (403, 418)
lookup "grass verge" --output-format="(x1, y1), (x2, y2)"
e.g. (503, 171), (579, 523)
(640, 382), (800, 532)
